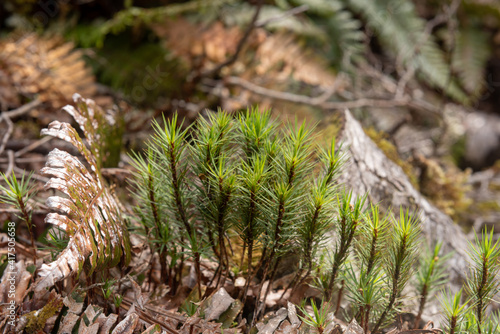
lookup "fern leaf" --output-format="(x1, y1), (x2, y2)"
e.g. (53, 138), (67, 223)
(291, 0), (365, 68)
(35, 94), (130, 292)
(452, 24), (491, 99)
(346, 0), (469, 103)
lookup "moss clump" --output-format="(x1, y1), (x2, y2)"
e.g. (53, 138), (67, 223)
(365, 127), (472, 220)
(25, 296), (63, 334)
(476, 200), (500, 212)
(415, 156), (472, 220)
(364, 127), (419, 187)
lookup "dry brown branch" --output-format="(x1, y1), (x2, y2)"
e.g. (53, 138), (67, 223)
(322, 97), (410, 110)
(13, 166), (49, 183)
(1, 99), (43, 157)
(15, 136), (53, 158)
(0, 156), (47, 164)
(225, 76), (344, 106)
(5, 150), (14, 178)
(2, 98), (43, 119)
(223, 76), (443, 115)
(0, 208), (48, 215)
(0, 115), (13, 155)
(120, 298), (186, 334)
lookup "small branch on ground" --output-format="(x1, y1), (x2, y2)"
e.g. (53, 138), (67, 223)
(15, 136), (53, 158)
(0, 116), (13, 155)
(1, 98), (43, 119)
(5, 150), (14, 178)
(223, 76), (417, 111)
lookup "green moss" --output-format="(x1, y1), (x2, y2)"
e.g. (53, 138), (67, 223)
(73, 30), (188, 106)
(450, 136), (466, 167)
(418, 157), (472, 220)
(476, 201), (500, 212)
(488, 183), (500, 192)
(25, 296), (63, 334)
(364, 127), (419, 187)
(365, 127), (472, 221)
(315, 113), (343, 150)
(99, 113), (124, 168)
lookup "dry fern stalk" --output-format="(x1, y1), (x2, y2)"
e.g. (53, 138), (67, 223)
(35, 94), (130, 293)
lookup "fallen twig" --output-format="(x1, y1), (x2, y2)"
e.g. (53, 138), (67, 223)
(1, 98), (43, 119)
(5, 150), (14, 178)
(0, 115), (13, 155)
(1, 99), (43, 156)
(224, 76), (416, 111)
(15, 136), (53, 158)
(13, 166), (49, 183)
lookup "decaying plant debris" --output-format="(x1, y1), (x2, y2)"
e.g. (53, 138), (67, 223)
(36, 94), (131, 292)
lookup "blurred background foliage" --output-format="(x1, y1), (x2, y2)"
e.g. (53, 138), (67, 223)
(1, 0), (500, 231)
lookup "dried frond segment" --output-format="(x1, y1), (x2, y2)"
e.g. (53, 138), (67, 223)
(153, 19), (244, 64)
(153, 20), (337, 88)
(35, 95), (130, 293)
(256, 34), (337, 87)
(63, 93), (119, 170)
(0, 34), (96, 109)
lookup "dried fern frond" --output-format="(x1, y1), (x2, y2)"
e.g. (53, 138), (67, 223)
(153, 20), (338, 88)
(153, 19), (244, 65)
(255, 33), (337, 87)
(0, 34), (96, 109)
(35, 94), (130, 292)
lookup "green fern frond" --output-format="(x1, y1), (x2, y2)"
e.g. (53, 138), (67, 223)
(290, 0), (365, 68)
(451, 24), (491, 99)
(346, 0), (469, 103)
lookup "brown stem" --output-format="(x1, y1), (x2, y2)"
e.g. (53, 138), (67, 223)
(359, 306), (365, 331)
(335, 280), (344, 315)
(326, 217), (358, 300)
(413, 283), (428, 329)
(476, 254), (488, 334)
(194, 252), (202, 299)
(240, 239), (254, 307)
(366, 229), (378, 276)
(372, 234), (408, 334)
(167, 143), (203, 298)
(240, 241), (246, 270)
(262, 258), (281, 307)
(252, 257), (271, 327)
(147, 173), (169, 283)
(450, 316), (457, 334)
(176, 246), (185, 295)
(363, 305), (371, 333)
(168, 143), (190, 235)
(18, 198), (37, 267)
